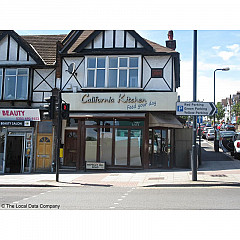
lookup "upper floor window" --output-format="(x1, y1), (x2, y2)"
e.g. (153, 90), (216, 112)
(1, 68), (29, 100)
(0, 69), (2, 99)
(86, 56), (140, 88)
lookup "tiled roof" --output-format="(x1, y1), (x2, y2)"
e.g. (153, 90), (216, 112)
(144, 38), (177, 53)
(67, 30), (94, 53)
(21, 34), (66, 65)
(20, 31), (177, 65)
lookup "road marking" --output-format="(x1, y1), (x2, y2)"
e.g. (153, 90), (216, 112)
(121, 196), (126, 198)
(12, 201), (19, 204)
(23, 198), (29, 201)
(109, 207), (115, 209)
(114, 202), (119, 205)
(40, 193), (45, 195)
(118, 199), (123, 201)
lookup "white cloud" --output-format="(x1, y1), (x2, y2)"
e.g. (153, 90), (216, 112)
(212, 46), (220, 50)
(218, 51), (234, 61)
(214, 44), (240, 61)
(177, 60), (239, 103)
(197, 76), (240, 103)
(226, 44), (240, 52)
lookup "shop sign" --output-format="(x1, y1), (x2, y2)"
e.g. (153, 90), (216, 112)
(86, 162), (106, 170)
(0, 121), (31, 127)
(62, 92), (177, 112)
(0, 109), (40, 121)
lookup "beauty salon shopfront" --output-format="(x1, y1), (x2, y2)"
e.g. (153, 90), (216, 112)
(0, 109), (40, 173)
(62, 92), (182, 170)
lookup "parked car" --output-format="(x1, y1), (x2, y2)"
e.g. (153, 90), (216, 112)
(206, 129), (215, 140)
(202, 127), (213, 139)
(233, 132), (240, 159)
(219, 131), (235, 154)
(225, 124), (235, 131)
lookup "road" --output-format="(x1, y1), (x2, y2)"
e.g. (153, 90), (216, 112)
(1, 140), (240, 210)
(1, 184), (240, 210)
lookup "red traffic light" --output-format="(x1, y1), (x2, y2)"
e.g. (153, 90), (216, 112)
(61, 103), (70, 119)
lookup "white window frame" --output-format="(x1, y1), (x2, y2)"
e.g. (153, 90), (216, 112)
(85, 56), (141, 89)
(3, 68), (29, 100)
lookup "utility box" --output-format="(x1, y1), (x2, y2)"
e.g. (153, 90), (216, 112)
(175, 128), (193, 168)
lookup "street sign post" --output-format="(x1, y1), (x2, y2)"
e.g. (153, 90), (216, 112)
(176, 102), (217, 116)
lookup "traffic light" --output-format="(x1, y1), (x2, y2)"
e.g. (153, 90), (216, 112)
(62, 103), (70, 119)
(43, 96), (55, 119)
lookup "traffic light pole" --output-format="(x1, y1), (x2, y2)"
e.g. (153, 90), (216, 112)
(56, 90), (62, 182)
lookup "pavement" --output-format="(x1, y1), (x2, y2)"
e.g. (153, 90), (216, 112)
(1, 140), (240, 188)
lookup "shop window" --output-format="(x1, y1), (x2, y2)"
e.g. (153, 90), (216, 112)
(85, 120), (99, 125)
(85, 128), (98, 162)
(130, 129), (142, 166)
(114, 120), (144, 127)
(86, 56), (140, 88)
(3, 68), (29, 100)
(100, 127), (112, 165)
(115, 129), (128, 165)
(100, 121), (113, 133)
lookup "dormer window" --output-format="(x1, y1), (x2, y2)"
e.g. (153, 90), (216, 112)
(86, 56), (141, 89)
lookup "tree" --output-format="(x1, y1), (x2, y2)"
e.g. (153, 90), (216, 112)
(216, 102), (225, 122)
(232, 102), (240, 117)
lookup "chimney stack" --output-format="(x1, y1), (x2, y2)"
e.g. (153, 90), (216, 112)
(166, 30), (176, 50)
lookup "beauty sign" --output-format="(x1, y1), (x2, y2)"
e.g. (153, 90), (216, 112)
(0, 109), (40, 121)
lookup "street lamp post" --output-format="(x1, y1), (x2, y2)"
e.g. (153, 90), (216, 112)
(213, 67), (230, 152)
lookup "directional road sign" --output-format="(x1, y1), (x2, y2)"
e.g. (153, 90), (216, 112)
(176, 102), (217, 116)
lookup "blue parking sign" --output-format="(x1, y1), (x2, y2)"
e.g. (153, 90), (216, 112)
(197, 116), (203, 123)
(177, 106), (184, 112)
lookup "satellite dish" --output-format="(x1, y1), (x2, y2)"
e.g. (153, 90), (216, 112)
(68, 63), (75, 74)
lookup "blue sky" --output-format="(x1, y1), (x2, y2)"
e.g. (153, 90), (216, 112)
(16, 30), (240, 103)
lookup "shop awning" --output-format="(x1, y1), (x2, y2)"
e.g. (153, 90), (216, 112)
(69, 113), (146, 119)
(149, 113), (183, 128)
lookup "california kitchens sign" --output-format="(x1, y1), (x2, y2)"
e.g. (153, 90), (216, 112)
(62, 92), (177, 111)
(0, 109), (40, 121)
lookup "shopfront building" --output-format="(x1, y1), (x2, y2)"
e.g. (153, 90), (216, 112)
(0, 30), (67, 173)
(57, 30), (182, 170)
(0, 109), (40, 173)
(61, 91), (182, 170)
